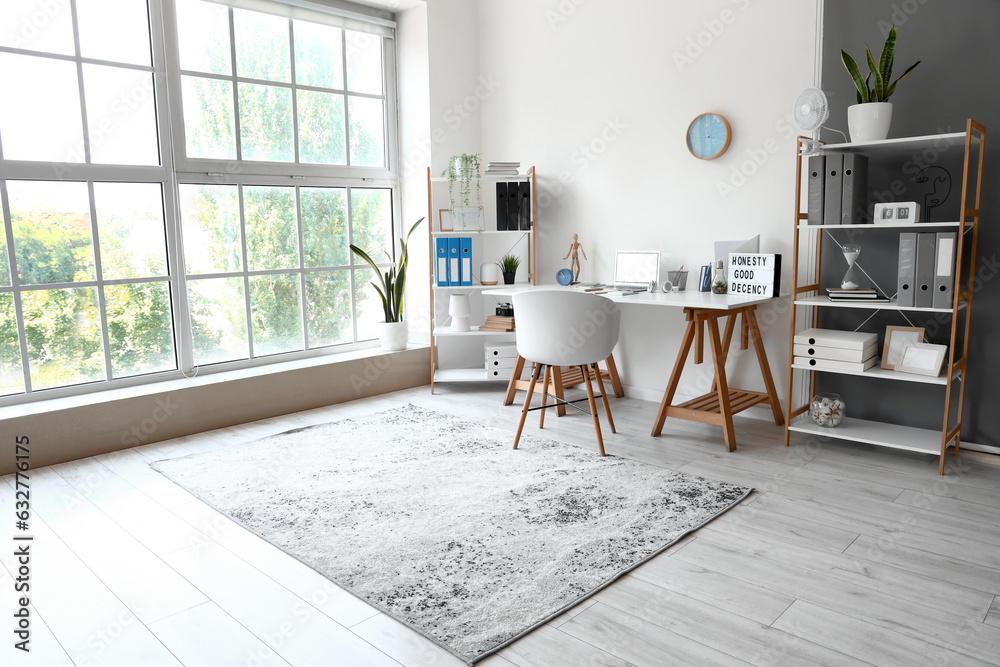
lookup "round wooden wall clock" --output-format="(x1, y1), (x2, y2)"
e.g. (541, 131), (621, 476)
(686, 112), (732, 160)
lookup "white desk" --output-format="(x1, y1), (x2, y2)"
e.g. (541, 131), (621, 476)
(484, 285), (783, 451)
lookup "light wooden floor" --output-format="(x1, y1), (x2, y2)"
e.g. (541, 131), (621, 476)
(4, 383), (1000, 666)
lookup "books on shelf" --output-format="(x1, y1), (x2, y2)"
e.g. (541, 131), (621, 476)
(486, 161), (520, 175)
(826, 287), (889, 303)
(478, 315), (515, 332)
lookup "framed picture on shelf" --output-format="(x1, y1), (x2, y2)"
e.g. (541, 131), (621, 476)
(438, 209), (453, 232)
(896, 341), (947, 376)
(881, 325), (924, 370)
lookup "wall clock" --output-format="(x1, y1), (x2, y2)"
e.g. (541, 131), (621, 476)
(686, 113), (732, 160)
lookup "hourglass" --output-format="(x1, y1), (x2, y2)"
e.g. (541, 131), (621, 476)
(840, 244), (862, 290)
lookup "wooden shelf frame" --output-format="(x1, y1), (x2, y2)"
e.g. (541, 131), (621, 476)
(784, 120), (987, 474)
(427, 166), (537, 392)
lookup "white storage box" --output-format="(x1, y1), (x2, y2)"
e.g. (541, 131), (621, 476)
(485, 342), (519, 360)
(794, 356), (878, 373)
(793, 327), (877, 351)
(793, 341), (878, 363)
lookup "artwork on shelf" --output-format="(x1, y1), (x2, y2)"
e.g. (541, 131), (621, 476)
(438, 208), (453, 232)
(880, 325), (924, 370)
(896, 341), (947, 376)
(874, 201), (921, 224)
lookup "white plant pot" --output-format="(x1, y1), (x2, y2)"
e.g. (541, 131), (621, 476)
(377, 321), (408, 352)
(847, 102), (893, 143)
(480, 262), (499, 285)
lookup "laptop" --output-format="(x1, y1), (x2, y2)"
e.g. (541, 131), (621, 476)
(613, 251), (660, 292)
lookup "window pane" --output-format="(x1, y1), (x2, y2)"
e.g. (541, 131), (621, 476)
(83, 65), (159, 166)
(348, 96), (385, 167)
(176, 0), (232, 75)
(238, 83), (293, 162)
(23, 286), (104, 390)
(179, 184), (242, 275)
(353, 267), (380, 341)
(345, 30), (382, 95)
(294, 21), (343, 89)
(188, 277), (248, 366)
(297, 90), (346, 165)
(105, 281), (176, 378)
(306, 271), (351, 348)
(301, 187), (347, 267)
(1, 234), (10, 287)
(0, 0), (75, 55)
(76, 0), (151, 66)
(9, 180), (95, 285)
(181, 75), (236, 160)
(234, 8), (290, 83)
(0, 54), (84, 163)
(0, 293), (23, 396)
(350, 188), (392, 262)
(243, 186), (297, 271)
(249, 273), (302, 355)
(94, 182), (167, 280)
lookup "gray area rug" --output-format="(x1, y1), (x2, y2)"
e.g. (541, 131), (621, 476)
(151, 404), (751, 664)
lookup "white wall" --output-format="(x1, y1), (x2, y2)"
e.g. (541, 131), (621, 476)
(414, 0), (820, 405)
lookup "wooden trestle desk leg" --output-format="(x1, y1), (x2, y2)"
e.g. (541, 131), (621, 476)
(651, 305), (783, 452)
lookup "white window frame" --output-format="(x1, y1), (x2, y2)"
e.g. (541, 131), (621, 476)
(0, 0), (400, 405)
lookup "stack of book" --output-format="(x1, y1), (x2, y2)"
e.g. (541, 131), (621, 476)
(479, 315), (515, 332)
(793, 327), (879, 373)
(486, 161), (520, 175)
(826, 287), (889, 303)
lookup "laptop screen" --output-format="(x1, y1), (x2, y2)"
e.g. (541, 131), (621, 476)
(614, 251), (660, 286)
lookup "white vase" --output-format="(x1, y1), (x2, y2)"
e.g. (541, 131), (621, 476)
(377, 321), (408, 351)
(480, 263), (499, 285)
(847, 102), (893, 142)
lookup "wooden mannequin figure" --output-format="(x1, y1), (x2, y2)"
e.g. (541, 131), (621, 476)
(563, 234), (588, 283)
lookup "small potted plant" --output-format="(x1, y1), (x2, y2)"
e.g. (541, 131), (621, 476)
(497, 253), (520, 285)
(349, 218), (423, 351)
(841, 25), (920, 142)
(442, 153), (482, 230)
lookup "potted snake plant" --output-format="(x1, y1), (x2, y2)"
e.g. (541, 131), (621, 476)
(350, 218), (423, 351)
(841, 25), (920, 142)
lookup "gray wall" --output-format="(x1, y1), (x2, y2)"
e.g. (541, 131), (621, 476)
(820, 0), (1000, 445)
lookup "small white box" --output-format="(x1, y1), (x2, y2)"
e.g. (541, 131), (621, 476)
(793, 341), (878, 363)
(485, 342), (518, 360)
(794, 355), (878, 373)
(793, 328), (877, 351)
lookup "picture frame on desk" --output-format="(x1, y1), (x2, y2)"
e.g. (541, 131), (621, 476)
(896, 341), (947, 376)
(881, 325), (924, 370)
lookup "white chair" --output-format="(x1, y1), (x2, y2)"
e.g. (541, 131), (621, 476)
(512, 291), (621, 455)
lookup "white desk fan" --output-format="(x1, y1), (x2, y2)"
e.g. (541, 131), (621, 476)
(793, 87), (846, 154)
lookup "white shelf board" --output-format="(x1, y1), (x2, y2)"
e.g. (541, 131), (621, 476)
(433, 368), (507, 382)
(793, 295), (961, 313)
(432, 230), (530, 236)
(433, 327), (514, 337)
(432, 284), (490, 291)
(797, 221), (968, 230)
(821, 131), (976, 153)
(429, 173), (531, 183)
(788, 415), (944, 455)
(791, 363), (949, 385)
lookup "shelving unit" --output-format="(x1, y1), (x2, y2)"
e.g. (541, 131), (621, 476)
(426, 166), (537, 392)
(784, 120), (986, 474)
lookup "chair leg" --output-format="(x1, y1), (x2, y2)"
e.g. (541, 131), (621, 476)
(539, 365), (551, 429)
(581, 365), (606, 456)
(592, 362), (616, 434)
(514, 362), (542, 449)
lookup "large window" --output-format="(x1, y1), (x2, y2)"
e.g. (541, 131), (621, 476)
(0, 0), (397, 400)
